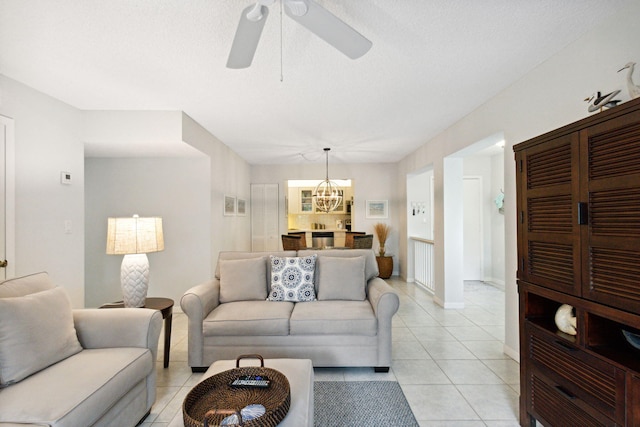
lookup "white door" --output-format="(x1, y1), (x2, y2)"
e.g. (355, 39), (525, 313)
(0, 115), (15, 280)
(463, 177), (483, 280)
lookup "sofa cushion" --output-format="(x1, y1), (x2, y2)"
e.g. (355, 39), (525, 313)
(215, 251), (297, 280)
(298, 249), (379, 281)
(204, 301), (294, 336)
(316, 256), (367, 301)
(219, 257), (268, 303)
(290, 301), (377, 336)
(0, 347), (152, 427)
(0, 286), (83, 387)
(268, 255), (317, 302)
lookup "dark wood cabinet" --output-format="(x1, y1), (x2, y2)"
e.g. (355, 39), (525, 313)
(515, 98), (640, 426)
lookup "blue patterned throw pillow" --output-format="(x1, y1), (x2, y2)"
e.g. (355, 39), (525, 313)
(268, 254), (317, 302)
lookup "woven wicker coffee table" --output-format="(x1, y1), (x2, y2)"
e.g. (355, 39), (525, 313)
(169, 358), (313, 427)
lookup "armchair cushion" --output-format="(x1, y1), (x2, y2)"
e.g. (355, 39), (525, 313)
(0, 287), (82, 387)
(316, 256), (366, 301)
(219, 257), (268, 303)
(0, 347), (152, 426)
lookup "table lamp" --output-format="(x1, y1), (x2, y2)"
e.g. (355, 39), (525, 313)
(106, 215), (164, 307)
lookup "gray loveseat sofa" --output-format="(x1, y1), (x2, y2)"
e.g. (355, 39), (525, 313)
(181, 249), (399, 372)
(0, 272), (162, 427)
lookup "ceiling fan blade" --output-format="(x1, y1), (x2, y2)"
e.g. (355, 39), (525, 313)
(284, 0), (372, 59)
(226, 5), (269, 69)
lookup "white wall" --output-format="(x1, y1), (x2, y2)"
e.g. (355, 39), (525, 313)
(0, 81), (253, 308)
(397, 1), (640, 359)
(490, 153), (505, 286)
(83, 111), (252, 308)
(82, 110), (187, 157)
(84, 157), (211, 307)
(407, 170), (432, 239)
(0, 75), (85, 307)
(182, 114), (252, 259)
(251, 162), (400, 274)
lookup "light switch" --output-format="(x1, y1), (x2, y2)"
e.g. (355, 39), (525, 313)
(64, 220), (72, 234)
(61, 172), (72, 185)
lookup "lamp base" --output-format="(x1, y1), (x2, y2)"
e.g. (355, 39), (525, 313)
(121, 254), (149, 308)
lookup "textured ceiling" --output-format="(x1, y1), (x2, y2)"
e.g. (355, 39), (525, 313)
(0, 0), (631, 164)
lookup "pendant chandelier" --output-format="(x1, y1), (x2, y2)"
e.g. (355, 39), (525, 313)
(313, 148), (342, 213)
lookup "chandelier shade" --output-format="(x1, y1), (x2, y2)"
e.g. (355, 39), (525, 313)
(313, 148), (342, 213)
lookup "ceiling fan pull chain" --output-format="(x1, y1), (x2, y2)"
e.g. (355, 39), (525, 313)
(280, 0), (284, 82)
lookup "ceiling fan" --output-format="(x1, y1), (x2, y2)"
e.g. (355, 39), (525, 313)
(227, 0), (372, 69)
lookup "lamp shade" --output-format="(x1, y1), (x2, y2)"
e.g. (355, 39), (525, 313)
(106, 216), (164, 255)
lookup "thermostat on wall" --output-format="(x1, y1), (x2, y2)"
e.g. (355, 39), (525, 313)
(60, 171), (72, 185)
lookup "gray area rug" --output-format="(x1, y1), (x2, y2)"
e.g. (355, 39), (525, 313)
(314, 381), (419, 426)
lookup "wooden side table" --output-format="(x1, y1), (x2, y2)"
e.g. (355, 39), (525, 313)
(100, 297), (174, 368)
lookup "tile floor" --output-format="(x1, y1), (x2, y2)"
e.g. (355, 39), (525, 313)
(141, 278), (521, 427)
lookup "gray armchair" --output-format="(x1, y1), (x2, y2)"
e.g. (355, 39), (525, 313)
(0, 272), (162, 427)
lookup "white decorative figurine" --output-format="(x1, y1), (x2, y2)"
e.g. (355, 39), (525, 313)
(555, 304), (577, 335)
(618, 62), (640, 100)
(585, 90), (621, 112)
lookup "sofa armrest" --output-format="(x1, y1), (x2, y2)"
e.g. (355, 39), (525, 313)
(367, 277), (400, 320)
(73, 308), (163, 361)
(180, 280), (219, 368)
(367, 278), (399, 368)
(180, 280), (219, 320)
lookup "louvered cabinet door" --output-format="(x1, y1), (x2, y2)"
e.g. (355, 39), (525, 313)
(517, 134), (582, 296)
(583, 116), (640, 312)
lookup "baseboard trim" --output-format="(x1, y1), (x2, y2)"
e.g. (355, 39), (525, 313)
(433, 295), (464, 309)
(503, 344), (519, 362)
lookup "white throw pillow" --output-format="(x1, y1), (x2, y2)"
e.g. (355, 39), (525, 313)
(0, 286), (83, 387)
(268, 255), (317, 302)
(219, 257), (268, 303)
(317, 256), (367, 301)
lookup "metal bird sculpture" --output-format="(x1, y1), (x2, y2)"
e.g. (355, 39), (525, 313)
(584, 90), (621, 113)
(618, 62), (640, 99)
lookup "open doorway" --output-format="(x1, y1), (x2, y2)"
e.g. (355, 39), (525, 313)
(462, 141), (505, 289)
(406, 133), (505, 308)
(439, 133), (505, 308)
(406, 166), (434, 289)
(455, 136), (506, 335)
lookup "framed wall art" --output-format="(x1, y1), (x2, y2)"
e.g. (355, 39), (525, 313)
(224, 195), (236, 216)
(237, 198), (246, 216)
(366, 200), (388, 219)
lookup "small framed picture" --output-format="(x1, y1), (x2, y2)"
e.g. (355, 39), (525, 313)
(237, 199), (246, 216)
(224, 195), (236, 216)
(366, 200), (388, 219)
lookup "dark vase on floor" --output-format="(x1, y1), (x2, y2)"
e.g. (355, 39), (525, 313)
(376, 256), (393, 279)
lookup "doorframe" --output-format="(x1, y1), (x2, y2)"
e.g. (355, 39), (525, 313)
(1, 115), (15, 279)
